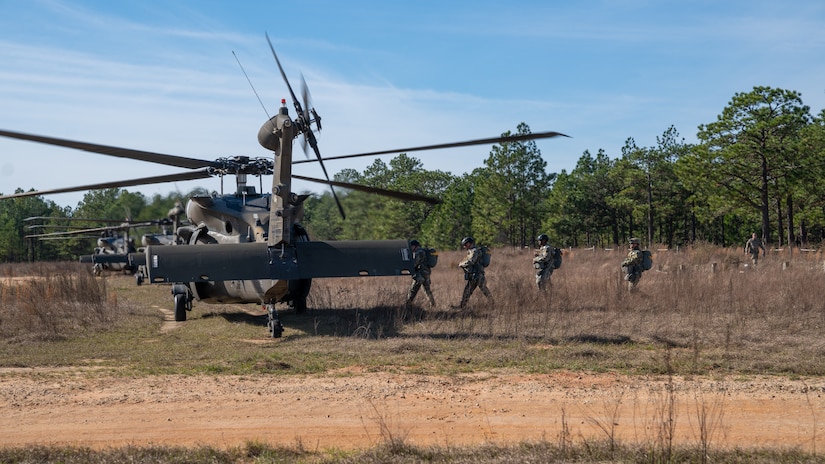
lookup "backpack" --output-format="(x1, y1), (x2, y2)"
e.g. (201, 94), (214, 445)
(552, 247), (563, 269)
(424, 248), (438, 268)
(641, 250), (653, 271)
(479, 246), (491, 268)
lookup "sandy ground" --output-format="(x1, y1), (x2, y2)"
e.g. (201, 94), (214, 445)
(1, 368), (824, 452)
(2, 296), (823, 451)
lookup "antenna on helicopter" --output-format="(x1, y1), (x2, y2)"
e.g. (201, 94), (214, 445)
(233, 50), (271, 121)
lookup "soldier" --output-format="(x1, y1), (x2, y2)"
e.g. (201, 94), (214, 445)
(621, 238), (644, 291)
(533, 234), (554, 291)
(406, 239), (435, 307)
(744, 232), (766, 267)
(456, 236), (492, 308)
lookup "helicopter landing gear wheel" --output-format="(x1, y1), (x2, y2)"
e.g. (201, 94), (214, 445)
(173, 293), (187, 322)
(171, 284), (191, 322)
(92, 263), (102, 277)
(265, 304), (283, 338)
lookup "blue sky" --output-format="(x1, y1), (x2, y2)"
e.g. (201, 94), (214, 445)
(1, 0), (824, 208)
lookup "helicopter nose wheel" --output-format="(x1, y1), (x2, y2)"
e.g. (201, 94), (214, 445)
(171, 284), (192, 322)
(135, 266), (145, 286)
(265, 303), (283, 338)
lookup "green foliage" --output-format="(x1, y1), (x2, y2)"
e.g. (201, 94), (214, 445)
(303, 154), (454, 242)
(420, 174), (475, 249)
(682, 86), (812, 244)
(74, 188), (135, 220)
(544, 149), (622, 247)
(472, 123), (553, 247)
(0, 192), (70, 262)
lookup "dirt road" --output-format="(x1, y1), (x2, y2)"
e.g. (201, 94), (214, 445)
(1, 369), (823, 451)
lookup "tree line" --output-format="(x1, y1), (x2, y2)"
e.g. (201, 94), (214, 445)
(2, 86), (824, 262)
(306, 86), (825, 251)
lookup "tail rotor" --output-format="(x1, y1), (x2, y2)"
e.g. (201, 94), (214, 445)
(265, 33), (345, 219)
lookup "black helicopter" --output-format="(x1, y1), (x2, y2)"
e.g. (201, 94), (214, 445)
(0, 35), (568, 337)
(24, 212), (183, 279)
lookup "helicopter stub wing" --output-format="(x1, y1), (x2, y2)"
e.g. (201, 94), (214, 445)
(80, 253), (130, 264)
(141, 240), (413, 283)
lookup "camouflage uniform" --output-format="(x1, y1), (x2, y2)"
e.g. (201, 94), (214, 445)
(533, 235), (554, 291)
(406, 243), (435, 307)
(744, 233), (765, 267)
(621, 238), (643, 291)
(458, 239), (491, 308)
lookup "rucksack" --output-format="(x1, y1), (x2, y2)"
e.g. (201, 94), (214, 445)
(641, 250), (653, 271)
(552, 247), (563, 269)
(479, 246), (491, 268)
(424, 248), (438, 268)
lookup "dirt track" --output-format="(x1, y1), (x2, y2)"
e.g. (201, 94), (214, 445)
(2, 369), (824, 451)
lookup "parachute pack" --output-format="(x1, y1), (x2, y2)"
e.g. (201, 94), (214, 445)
(641, 250), (653, 271)
(479, 246), (491, 268)
(424, 248), (438, 268)
(552, 247), (563, 269)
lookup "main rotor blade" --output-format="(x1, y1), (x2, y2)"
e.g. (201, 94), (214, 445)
(26, 224), (89, 230)
(26, 225), (141, 239)
(0, 129), (221, 170)
(25, 216), (122, 223)
(24, 216), (169, 224)
(0, 170), (213, 200)
(29, 235), (101, 241)
(293, 174), (442, 204)
(293, 130), (570, 164)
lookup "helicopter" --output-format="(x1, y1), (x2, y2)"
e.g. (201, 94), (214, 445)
(0, 35), (568, 337)
(24, 213), (182, 279)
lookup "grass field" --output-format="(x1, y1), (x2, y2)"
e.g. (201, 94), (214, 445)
(2, 244), (825, 462)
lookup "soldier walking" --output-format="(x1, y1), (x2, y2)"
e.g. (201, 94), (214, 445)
(456, 236), (491, 308)
(533, 234), (555, 291)
(406, 239), (435, 307)
(621, 238), (644, 292)
(744, 232), (766, 267)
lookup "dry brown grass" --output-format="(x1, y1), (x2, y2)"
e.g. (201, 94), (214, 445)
(0, 262), (114, 342)
(306, 243), (825, 375)
(2, 249), (825, 462)
(3, 244), (825, 376)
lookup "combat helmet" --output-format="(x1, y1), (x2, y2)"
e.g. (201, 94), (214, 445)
(461, 236), (475, 246)
(537, 234), (549, 243)
(409, 239), (420, 247)
(629, 237), (641, 245)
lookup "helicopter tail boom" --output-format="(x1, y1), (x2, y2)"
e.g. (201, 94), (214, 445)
(140, 240), (413, 283)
